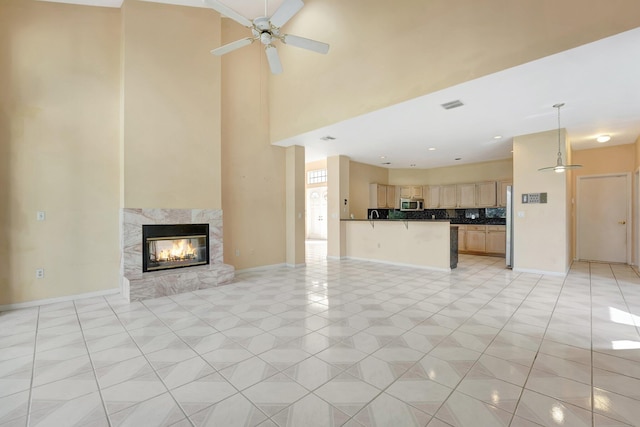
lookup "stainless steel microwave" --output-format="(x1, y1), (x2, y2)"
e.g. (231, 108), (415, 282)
(400, 198), (424, 211)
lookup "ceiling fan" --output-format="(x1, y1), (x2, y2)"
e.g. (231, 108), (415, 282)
(203, 0), (330, 74)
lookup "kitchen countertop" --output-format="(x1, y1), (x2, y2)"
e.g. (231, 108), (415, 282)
(342, 218), (451, 222)
(343, 218), (505, 225)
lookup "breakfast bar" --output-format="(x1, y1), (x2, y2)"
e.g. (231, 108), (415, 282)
(342, 219), (458, 271)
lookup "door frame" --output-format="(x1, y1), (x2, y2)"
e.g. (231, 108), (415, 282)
(576, 172), (632, 264)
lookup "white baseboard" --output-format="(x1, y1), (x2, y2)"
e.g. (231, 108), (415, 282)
(0, 288), (120, 312)
(285, 263), (306, 268)
(234, 263), (287, 274)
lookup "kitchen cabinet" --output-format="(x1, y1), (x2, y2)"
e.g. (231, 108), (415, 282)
(427, 185), (440, 208)
(369, 183), (394, 208)
(498, 181), (512, 207)
(457, 225), (466, 251)
(440, 184), (457, 208)
(486, 225), (506, 254)
(476, 182), (497, 207)
(386, 185), (396, 209)
(465, 225), (486, 252)
(400, 185), (423, 199)
(456, 183), (476, 207)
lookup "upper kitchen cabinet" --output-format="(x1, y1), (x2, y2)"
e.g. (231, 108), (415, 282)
(369, 183), (395, 208)
(456, 183), (476, 207)
(456, 181), (497, 208)
(440, 184), (457, 208)
(497, 181), (512, 207)
(427, 184), (456, 208)
(426, 185), (440, 208)
(476, 181), (497, 207)
(386, 185), (397, 208)
(399, 185), (423, 199)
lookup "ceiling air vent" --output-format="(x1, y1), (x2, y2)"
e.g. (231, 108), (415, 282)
(320, 135), (336, 141)
(441, 100), (464, 110)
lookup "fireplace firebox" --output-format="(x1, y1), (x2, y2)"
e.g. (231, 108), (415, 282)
(142, 224), (209, 272)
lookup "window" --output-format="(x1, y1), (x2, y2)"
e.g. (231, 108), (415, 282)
(307, 169), (327, 184)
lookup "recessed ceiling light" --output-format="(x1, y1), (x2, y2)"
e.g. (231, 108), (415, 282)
(428, 147), (436, 151)
(596, 134), (611, 143)
(380, 156), (386, 159)
(493, 135), (502, 139)
(455, 157), (462, 161)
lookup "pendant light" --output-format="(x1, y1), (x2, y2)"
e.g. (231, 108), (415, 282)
(538, 103), (582, 173)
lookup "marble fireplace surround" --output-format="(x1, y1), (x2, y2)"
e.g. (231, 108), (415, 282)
(121, 208), (234, 301)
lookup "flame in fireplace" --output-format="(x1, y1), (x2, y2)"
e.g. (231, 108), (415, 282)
(157, 239), (197, 262)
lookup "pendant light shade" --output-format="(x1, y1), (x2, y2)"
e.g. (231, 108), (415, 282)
(538, 103), (582, 172)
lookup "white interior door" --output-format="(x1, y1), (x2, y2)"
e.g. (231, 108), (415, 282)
(577, 174), (629, 263)
(306, 187), (327, 240)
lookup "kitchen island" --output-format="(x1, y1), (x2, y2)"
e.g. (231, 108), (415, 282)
(342, 219), (457, 271)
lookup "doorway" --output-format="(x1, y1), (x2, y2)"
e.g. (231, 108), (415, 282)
(577, 173), (631, 263)
(306, 186), (328, 240)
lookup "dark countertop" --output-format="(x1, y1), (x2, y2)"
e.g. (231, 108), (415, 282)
(342, 218), (451, 222)
(343, 218), (505, 225)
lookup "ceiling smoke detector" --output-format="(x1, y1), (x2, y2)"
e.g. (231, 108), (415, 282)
(441, 100), (464, 110)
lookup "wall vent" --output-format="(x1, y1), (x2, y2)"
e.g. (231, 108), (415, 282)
(441, 100), (464, 110)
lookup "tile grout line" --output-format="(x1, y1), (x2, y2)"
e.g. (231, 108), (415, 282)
(24, 306), (40, 427)
(72, 298), (113, 427)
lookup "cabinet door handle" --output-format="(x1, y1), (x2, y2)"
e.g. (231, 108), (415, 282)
(618, 220), (626, 225)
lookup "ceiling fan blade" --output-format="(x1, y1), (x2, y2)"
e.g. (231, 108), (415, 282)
(269, 0), (304, 28)
(265, 45), (283, 74)
(210, 38), (254, 56)
(283, 34), (329, 54)
(203, 0), (252, 28)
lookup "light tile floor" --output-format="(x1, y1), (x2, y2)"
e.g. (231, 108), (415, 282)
(1, 241), (640, 426)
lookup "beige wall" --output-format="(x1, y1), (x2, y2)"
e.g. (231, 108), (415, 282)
(389, 159), (513, 186)
(349, 161), (389, 219)
(269, 0), (640, 142)
(286, 146), (305, 266)
(573, 144), (636, 177)
(220, 20), (287, 269)
(327, 156), (349, 257)
(121, 0), (221, 209)
(513, 130), (570, 274)
(0, 1), (121, 304)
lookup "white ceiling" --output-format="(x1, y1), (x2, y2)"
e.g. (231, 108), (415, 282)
(41, 1), (640, 169)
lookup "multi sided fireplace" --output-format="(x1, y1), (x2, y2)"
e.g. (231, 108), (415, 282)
(142, 224), (209, 272)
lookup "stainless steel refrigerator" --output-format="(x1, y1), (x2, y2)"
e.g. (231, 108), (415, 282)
(506, 185), (514, 268)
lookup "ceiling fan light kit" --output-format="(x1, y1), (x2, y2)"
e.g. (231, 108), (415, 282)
(538, 103), (583, 173)
(204, 0), (330, 74)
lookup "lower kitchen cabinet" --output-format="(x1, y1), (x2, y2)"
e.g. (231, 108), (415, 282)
(457, 225), (467, 252)
(465, 226), (486, 253)
(455, 224), (506, 256)
(486, 225), (506, 254)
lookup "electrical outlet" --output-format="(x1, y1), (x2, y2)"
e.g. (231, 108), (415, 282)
(36, 268), (44, 279)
